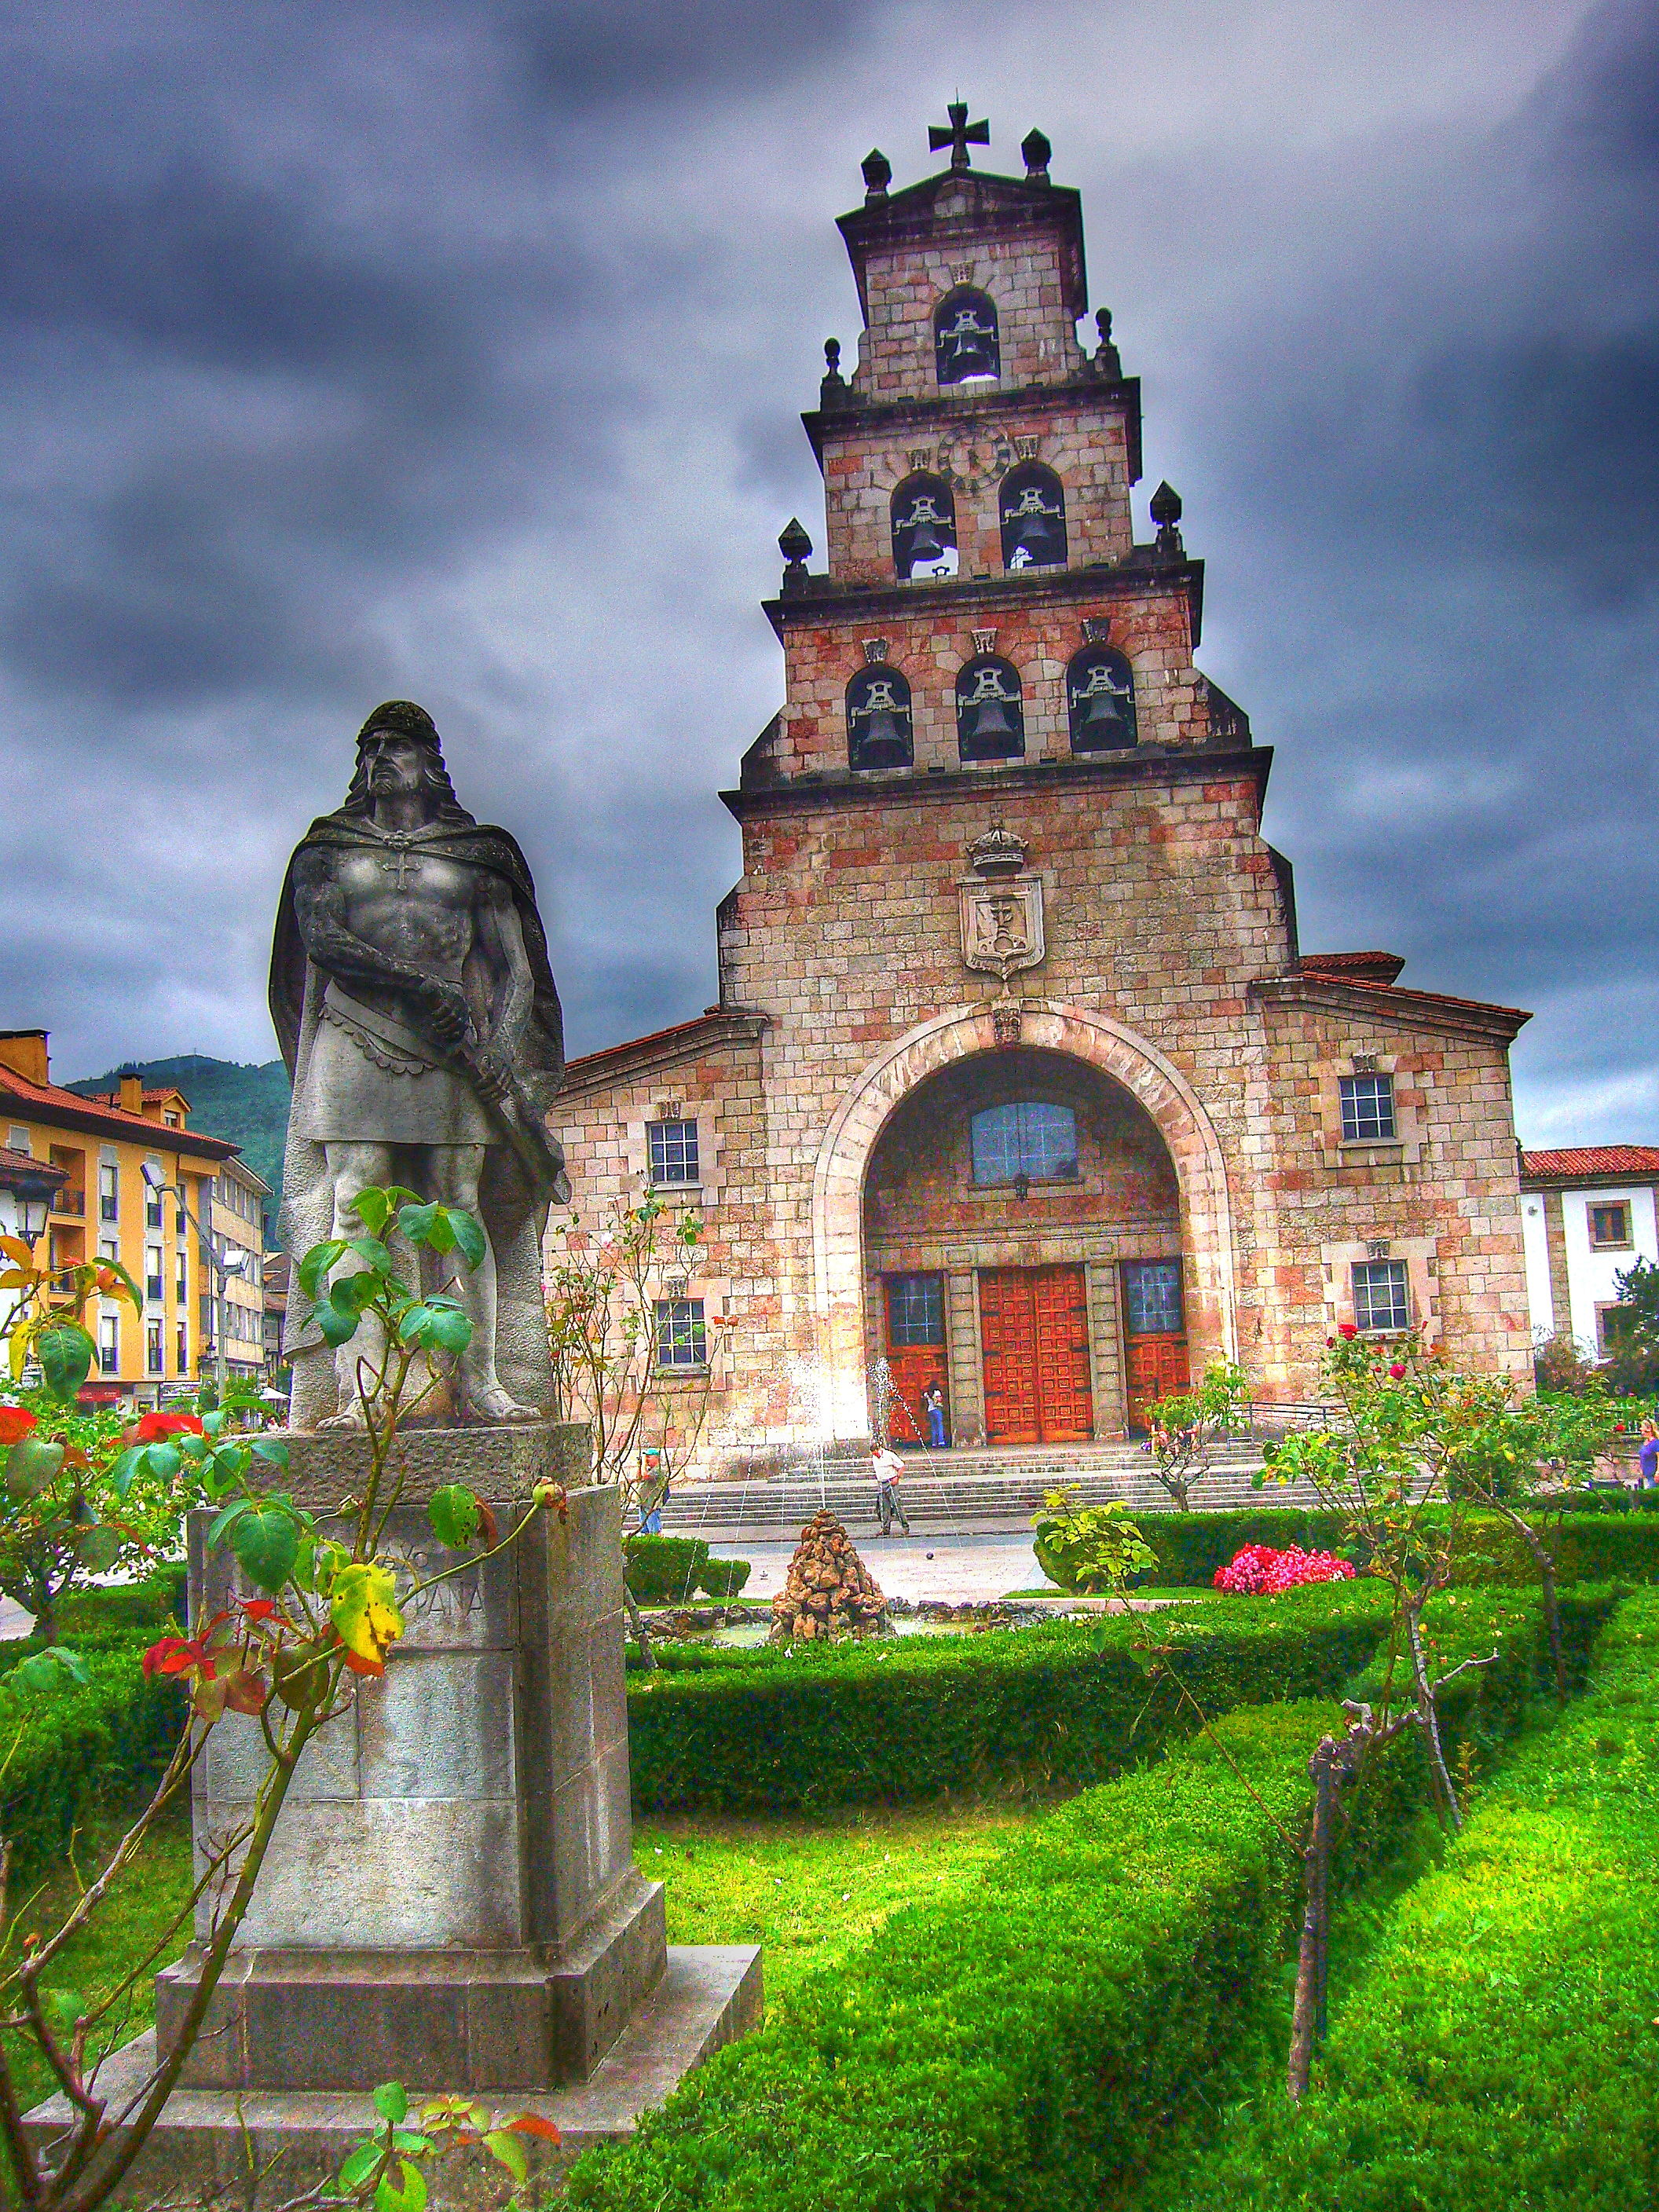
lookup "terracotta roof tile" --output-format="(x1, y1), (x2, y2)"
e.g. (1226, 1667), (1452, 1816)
(1522, 1146), (1659, 1181)
(0, 1064), (235, 1159)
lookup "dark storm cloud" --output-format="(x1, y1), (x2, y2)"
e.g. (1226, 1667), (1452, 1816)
(0, 0), (1654, 1151)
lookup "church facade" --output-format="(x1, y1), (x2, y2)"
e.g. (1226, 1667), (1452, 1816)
(554, 117), (1533, 1467)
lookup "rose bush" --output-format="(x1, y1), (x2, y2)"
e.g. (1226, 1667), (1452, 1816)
(1214, 1543), (1357, 1595)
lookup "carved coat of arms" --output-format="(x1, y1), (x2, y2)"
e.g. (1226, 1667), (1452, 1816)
(958, 825), (1045, 984)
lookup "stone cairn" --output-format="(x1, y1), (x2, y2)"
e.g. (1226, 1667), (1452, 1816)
(769, 1511), (890, 1643)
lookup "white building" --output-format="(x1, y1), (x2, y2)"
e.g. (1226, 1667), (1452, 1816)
(1520, 1147), (1659, 1356)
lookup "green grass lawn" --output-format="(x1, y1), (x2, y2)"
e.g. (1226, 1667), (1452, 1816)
(635, 1803), (1034, 2009)
(0, 1800), (1028, 2115)
(2, 1810), (195, 2116)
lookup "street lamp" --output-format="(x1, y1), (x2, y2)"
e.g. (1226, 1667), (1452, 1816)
(141, 1162), (252, 1404)
(10, 1166), (62, 1251)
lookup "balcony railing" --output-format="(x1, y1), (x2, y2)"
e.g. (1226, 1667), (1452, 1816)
(52, 1190), (85, 1218)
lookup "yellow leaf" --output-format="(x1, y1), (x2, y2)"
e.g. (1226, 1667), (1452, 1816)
(0, 1236), (35, 1268)
(330, 1562), (404, 1676)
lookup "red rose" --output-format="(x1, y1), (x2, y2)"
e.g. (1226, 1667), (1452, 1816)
(1388, 1363), (1407, 1380)
(0, 1406), (38, 1445)
(134, 1411), (204, 1441)
(1338, 1324), (1358, 1340)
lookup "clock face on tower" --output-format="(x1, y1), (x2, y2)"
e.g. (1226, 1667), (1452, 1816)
(921, 435), (1017, 496)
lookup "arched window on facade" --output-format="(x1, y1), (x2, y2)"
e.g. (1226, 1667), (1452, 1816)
(890, 474), (958, 581)
(970, 1101), (1079, 1186)
(955, 654), (1024, 762)
(998, 462), (1068, 571)
(846, 665), (914, 771)
(933, 287), (1000, 386)
(1066, 645), (1137, 753)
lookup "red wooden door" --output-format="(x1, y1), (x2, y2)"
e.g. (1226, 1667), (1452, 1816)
(1031, 1265), (1093, 1441)
(886, 1346), (946, 1444)
(979, 1266), (1093, 1444)
(1125, 1335), (1189, 1434)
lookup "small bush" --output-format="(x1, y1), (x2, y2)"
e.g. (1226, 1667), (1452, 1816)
(696, 1557), (751, 1602)
(623, 1536), (710, 1604)
(1214, 1544), (1356, 1593)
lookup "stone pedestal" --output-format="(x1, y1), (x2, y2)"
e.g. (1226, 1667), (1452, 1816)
(27, 1423), (760, 2200)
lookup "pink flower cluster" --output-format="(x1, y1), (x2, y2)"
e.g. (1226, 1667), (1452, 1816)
(1213, 1544), (1357, 1595)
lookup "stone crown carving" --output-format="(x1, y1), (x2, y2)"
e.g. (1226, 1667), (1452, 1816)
(967, 824), (1028, 878)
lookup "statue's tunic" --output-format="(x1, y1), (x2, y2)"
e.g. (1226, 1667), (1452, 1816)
(295, 981), (494, 1147)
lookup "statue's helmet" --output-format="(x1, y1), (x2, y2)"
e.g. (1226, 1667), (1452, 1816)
(355, 700), (442, 753)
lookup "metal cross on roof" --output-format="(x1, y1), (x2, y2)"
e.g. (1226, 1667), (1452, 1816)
(929, 101), (989, 174)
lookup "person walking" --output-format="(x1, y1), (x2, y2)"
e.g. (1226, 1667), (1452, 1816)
(1639, 1416), (1659, 1491)
(923, 1381), (948, 1451)
(872, 1441), (910, 1535)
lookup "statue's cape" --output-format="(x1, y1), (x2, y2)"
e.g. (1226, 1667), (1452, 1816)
(268, 809), (565, 1423)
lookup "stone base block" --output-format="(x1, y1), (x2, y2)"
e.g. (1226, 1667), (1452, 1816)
(157, 1880), (666, 2092)
(26, 1946), (761, 2209)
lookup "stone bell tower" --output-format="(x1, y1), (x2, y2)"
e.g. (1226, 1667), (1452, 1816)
(556, 109), (1531, 1467)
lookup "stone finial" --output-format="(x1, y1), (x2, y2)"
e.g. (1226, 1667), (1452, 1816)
(1021, 128), (1052, 181)
(820, 336), (847, 409)
(1093, 307), (1122, 379)
(1150, 480), (1185, 562)
(929, 101), (989, 174)
(861, 148), (892, 201)
(778, 517), (813, 596)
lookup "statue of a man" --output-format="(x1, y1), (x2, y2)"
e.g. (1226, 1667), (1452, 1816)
(269, 701), (568, 1428)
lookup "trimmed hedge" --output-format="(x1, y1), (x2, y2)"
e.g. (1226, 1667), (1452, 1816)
(1155, 1587), (1659, 2210)
(624, 1536), (711, 1603)
(0, 1637), (185, 1879)
(628, 1584), (1394, 1811)
(569, 1694), (1426, 2212)
(1129, 1506), (1659, 1589)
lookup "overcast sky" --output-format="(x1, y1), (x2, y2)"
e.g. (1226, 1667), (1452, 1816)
(1, 0), (1656, 1144)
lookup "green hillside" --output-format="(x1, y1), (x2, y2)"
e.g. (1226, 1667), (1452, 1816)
(68, 1056), (291, 1236)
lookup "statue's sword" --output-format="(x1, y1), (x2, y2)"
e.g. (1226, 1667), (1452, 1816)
(452, 1036), (571, 1204)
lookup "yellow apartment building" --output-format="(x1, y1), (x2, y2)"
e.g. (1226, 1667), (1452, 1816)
(0, 1029), (239, 1408)
(206, 1155), (273, 1384)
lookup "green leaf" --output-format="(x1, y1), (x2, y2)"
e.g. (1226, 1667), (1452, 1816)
(396, 1203), (485, 1269)
(443, 1210), (486, 1272)
(397, 1302), (471, 1354)
(202, 1409), (229, 1439)
(346, 1236), (395, 1276)
(6, 1437), (65, 1500)
(310, 1298), (361, 1348)
(331, 1273), (382, 1317)
(251, 1437), (291, 1470)
(373, 2082), (408, 2125)
(298, 1240), (349, 1299)
(482, 2130), (529, 2185)
(428, 1485), (481, 1550)
(42, 1988), (86, 2032)
(374, 2160), (427, 2212)
(143, 1441), (182, 1481)
(11, 1646), (89, 1691)
(229, 1503), (302, 1594)
(207, 1496), (252, 1548)
(348, 1189), (394, 1239)
(390, 2132), (430, 2156)
(76, 1525), (123, 1573)
(337, 2141), (383, 2192)
(108, 1444), (145, 1500)
(177, 1431), (210, 1463)
(36, 1323), (93, 1401)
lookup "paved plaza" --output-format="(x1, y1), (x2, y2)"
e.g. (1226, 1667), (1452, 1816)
(706, 1530), (1053, 1607)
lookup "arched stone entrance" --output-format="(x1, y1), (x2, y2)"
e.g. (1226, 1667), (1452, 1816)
(810, 1002), (1236, 1442)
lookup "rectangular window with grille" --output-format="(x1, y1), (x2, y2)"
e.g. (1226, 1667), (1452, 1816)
(654, 1297), (707, 1369)
(98, 1163), (119, 1223)
(887, 1273), (945, 1346)
(1339, 1073), (1397, 1142)
(176, 1321), (188, 1373)
(1353, 1258), (1411, 1333)
(647, 1119), (700, 1185)
(99, 1314), (119, 1375)
(146, 1247), (164, 1302)
(1588, 1203), (1632, 1249)
(1124, 1261), (1184, 1336)
(145, 1320), (163, 1375)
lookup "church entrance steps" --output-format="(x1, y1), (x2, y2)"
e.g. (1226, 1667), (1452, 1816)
(673, 1441), (1337, 1537)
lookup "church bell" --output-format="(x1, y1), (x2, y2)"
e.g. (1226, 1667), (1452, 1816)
(1005, 508), (1065, 569)
(961, 695), (1022, 754)
(1073, 684), (1130, 746)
